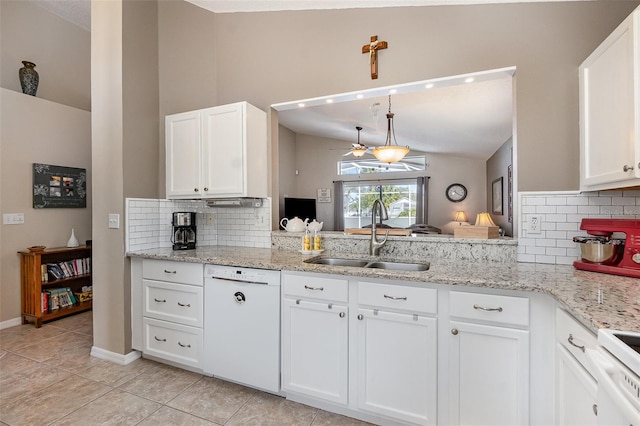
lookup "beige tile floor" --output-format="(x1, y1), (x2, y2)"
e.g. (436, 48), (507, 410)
(0, 311), (373, 426)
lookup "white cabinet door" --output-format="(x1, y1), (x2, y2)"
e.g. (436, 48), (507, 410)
(202, 103), (245, 197)
(165, 110), (202, 198)
(356, 308), (437, 426)
(556, 344), (597, 426)
(449, 320), (529, 426)
(281, 298), (348, 405)
(580, 9), (640, 190)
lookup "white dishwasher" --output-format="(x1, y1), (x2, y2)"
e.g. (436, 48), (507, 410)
(203, 264), (281, 393)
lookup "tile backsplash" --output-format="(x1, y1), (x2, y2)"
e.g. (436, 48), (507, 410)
(126, 198), (271, 252)
(518, 190), (640, 265)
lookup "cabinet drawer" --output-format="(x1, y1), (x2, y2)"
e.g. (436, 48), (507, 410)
(556, 308), (597, 376)
(143, 259), (203, 286)
(282, 273), (348, 303)
(143, 280), (203, 327)
(450, 291), (529, 327)
(358, 281), (437, 315)
(143, 317), (203, 369)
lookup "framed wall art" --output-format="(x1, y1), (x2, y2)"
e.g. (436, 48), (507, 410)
(492, 176), (503, 215)
(33, 163), (86, 208)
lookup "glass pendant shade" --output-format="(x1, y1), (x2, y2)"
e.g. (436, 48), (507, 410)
(371, 96), (410, 163)
(351, 147), (367, 157)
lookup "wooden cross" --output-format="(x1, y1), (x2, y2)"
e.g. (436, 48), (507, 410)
(362, 35), (388, 80)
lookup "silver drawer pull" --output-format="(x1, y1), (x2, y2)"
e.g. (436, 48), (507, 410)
(154, 336), (166, 342)
(177, 302), (191, 307)
(568, 334), (586, 352)
(384, 294), (407, 300)
(473, 304), (503, 312)
(623, 164), (635, 172)
(339, 312), (345, 318)
(164, 269), (177, 274)
(304, 285), (324, 291)
(178, 341), (191, 348)
(154, 298), (167, 303)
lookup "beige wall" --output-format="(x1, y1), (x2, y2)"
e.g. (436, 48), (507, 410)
(487, 138), (514, 236)
(0, 1), (91, 111)
(0, 88), (91, 323)
(208, 2), (640, 192)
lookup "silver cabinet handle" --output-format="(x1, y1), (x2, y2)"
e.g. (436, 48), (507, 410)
(154, 298), (166, 303)
(384, 294), (407, 300)
(203, 187), (209, 192)
(154, 336), (166, 342)
(194, 188), (199, 192)
(473, 304), (503, 312)
(592, 404), (598, 416)
(177, 341), (191, 348)
(624, 164), (635, 172)
(177, 302), (191, 307)
(568, 334), (586, 352)
(357, 314), (364, 320)
(304, 285), (324, 291)
(163, 269), (177, 274)
(339, 312), (345, 318)
(451, 328), (459, 335)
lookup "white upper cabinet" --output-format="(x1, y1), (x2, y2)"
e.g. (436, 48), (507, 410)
(166, 102), (268, 199)
(580, 7), (640, 191)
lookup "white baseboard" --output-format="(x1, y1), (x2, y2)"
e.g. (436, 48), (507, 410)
(0, 317), (23, 330)
(90, 346), (141, 365)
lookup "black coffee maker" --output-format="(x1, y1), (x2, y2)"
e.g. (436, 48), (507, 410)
(172, 212), (196, 250)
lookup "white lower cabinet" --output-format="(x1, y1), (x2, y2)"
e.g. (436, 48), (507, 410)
(281, 298), (349, 404)
(356, 308), (437, 425)
(448, 320), (529, 426)
(448, 291), (530, 426)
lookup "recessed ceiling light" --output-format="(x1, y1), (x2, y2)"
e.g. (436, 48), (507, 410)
(389, 89), (398, 94)
(465, 77), (475, 83)
(326, 99), (334, 103)
(298, 103), (305, 108)
(356, 94), (364, 99)
(425, 83), (434, 89)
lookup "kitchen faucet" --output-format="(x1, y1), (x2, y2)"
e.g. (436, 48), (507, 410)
(370, 199), (389, 256)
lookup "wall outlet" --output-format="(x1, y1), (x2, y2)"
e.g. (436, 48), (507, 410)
(205, 213), (214, 225)
(3, 213), (24, 225)
(528, 215), (541, 234)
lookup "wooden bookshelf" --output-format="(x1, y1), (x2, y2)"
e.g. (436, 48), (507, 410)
(19, 245), (92, 328)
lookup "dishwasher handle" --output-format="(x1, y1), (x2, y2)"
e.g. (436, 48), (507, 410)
(207, 276), (269, 285)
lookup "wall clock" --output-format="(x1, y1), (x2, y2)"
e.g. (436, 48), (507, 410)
(446, 183), (467, 202)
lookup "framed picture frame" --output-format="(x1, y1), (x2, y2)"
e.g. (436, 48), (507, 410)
(33, 163), (87, 208)
(492, 177), (503, 215)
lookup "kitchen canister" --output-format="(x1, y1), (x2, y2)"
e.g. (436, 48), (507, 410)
(19, 61), (39, 96)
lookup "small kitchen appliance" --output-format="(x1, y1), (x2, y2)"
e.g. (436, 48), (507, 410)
(573, 218), (640, 278)
(171, 212), (196, 250)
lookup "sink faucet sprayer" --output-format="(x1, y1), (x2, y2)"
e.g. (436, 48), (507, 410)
(370, 199), (389, 256)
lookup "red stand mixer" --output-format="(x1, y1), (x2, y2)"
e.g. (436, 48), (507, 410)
(573, 218), (640, 278)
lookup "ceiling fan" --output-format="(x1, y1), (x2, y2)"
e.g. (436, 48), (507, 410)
(344, 126), (370, 157)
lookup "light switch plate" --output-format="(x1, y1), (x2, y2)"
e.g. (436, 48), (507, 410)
(3, 213), (25, 225)
(108, 213), (120, 229)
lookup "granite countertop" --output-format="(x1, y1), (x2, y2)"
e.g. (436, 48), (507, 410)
(127, 246), (640, 334)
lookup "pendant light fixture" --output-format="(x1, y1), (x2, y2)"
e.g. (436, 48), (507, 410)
(351, 126), (367, 157)
(371, 95), (410, 163)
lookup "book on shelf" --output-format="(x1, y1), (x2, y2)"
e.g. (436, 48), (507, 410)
(44, 257), (91, 281)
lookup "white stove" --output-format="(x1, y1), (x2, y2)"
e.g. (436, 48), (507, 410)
(586, 329), (640, 425)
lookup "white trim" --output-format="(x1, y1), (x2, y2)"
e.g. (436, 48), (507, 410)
(90, 346), (141, 365)
(0, 317), (23, 330)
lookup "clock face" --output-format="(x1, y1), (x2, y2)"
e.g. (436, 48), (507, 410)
(446, 183), (467, 202)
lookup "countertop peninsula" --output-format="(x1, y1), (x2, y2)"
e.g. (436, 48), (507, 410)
(128, 246), (640, 334)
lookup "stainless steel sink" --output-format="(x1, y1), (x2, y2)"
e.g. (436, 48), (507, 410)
(365, 261), (430, 271)
(306, 258), (370, 267)
(305, 257), (429, 271)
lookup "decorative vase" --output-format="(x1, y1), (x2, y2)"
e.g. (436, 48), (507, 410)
(19, 61), (39, 96)
(66, 228), (79, 248)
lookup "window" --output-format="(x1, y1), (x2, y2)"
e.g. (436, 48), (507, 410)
(337, 177), (428, 230)
(338, 155), (427, 175)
